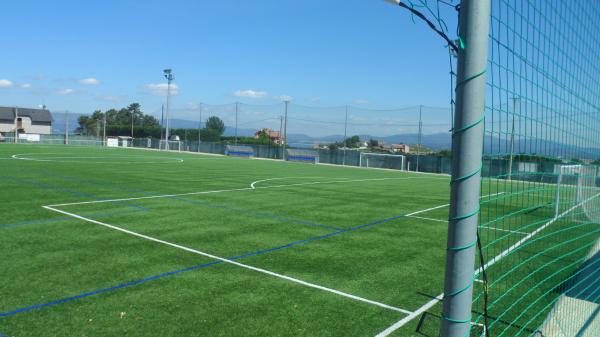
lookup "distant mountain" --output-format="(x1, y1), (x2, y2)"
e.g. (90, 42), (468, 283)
(285, 132), (452, 151)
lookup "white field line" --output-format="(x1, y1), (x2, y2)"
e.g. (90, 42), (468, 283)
(374, 192), (600, 337)
(404, 192), (505, 217)
(476, 192), (600, 274)
(479, 226), (528, 235)
(47, 176), (437, 208)
(249, 176), (353, 189)
(42, 205), (413, 315)
(374, 295), (444, 337)
(11, 153), (185, 164)
(406, 215), (447, 223)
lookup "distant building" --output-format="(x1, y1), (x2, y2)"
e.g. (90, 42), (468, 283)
(0, 106), (52, 134)
(390, 144), (410, 153)
(254, 128), (284, 144)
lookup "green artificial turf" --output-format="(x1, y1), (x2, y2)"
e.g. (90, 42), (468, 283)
(0, 144), (590, 337)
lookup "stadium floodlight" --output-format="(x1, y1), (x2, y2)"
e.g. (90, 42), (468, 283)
(163, 69), (175, 150)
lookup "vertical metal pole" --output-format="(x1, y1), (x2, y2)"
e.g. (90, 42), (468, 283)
(165, 78), (172, 150)
(198, 103), (202, 152)
(103, 112), (107, 146)
(417, 105), (423, 172)
(417, 105), (423, 171)
(131, 109), (134, 138)
(343, 105), (348, 165)
(235, 102), (239, 145)
(65, 110), (69, 145)
(507, 97), (519, 180)
(279, 115), (284, 159)
(14, 107), (19, 143)
(160, 104), (165, 147)
(283, 101), (289, 160)
(441, 1), (491, 337)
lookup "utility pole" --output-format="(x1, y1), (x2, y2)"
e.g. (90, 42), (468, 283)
(14, 107), (19, 144)
(283, 100), (289, 160)
(163, 69), (174, 150)
(441, 1), (491, 337)
(279, 115), (284, 159)
(160, 104), (165, 145)
(235, 102), (239, 145)
(130, 108), (134, 138)
(65, 110), (69, 145)
(198, 103), (202, 152)
(103, 111), (107, 146)
(417, 105), (423, 172)
(507, 97), (519, 180)
(343, 105), (348, 165)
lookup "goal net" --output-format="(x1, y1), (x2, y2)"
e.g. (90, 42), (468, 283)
(555, 164), (600, 223)
(359, 152), (406, 171)
(159, 140), (182, 152)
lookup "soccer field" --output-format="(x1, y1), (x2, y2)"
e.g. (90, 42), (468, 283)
(0, 144), (579, 337)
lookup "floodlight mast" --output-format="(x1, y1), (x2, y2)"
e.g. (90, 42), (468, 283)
(163, 69), (174, 150)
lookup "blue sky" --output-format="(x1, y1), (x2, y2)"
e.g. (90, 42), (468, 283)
(0, 0), (457, 121)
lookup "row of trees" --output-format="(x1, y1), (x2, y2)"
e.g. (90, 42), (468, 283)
(77, 103), (232, 142)
(77, 103), (160, 136)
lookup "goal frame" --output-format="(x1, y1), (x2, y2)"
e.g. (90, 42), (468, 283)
(359, 152), (406, 171)
(159, 140), (182, 152)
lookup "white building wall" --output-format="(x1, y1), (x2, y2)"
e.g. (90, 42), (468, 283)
(0, 122), (14, 133)
(0, 117), (51, 134)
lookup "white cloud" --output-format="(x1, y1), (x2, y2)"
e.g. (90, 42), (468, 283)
(144, 83), (179, 96)
(21, 83), (32, 89)
(0, 79), (14, 88)
(79, 77), (100, 85)
(311, 96), (321, 102)
(58, 88), (75, 95)
(99, 95), (122, 102)
(280, 95), (293, 102)
(234, 89), (267, 98)
(354, 99), (369, 105)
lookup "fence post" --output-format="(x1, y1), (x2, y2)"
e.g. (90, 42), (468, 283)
(441, 1), (491, 337)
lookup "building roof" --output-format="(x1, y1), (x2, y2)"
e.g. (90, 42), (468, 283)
(0, 106), (53, 125)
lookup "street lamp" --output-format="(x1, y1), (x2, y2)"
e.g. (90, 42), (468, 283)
(163, 69), (174, 150)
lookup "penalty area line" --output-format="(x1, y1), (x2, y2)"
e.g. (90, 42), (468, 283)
(47, 176), (437, 208)
(42, 205), (413, 315)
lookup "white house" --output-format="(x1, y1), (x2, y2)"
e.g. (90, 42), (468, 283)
(0, 106), (53, 135)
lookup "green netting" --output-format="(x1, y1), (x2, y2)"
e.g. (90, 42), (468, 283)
(472, 1), (600, 336)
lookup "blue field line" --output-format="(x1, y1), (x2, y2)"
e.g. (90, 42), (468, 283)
(12, 168), (336, 231)
(172, 196), (342, 231)
(0, 174), (149, 212)
(0, 211), (409, 318)
(0, 208), (148, 230)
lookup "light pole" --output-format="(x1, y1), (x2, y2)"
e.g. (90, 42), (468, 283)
(343, 105), (348, 165)
(65, 110), (69, 145)
(14, 107), (19, 144)
(235, 102), (239, 145)
(103, 111), (107, 146)
(283, 100), (289, 160)
(163, 69), (174, 150)
(198, 103), (202, 152)
(417, 105), (423, 172)
(507, 97), (520, 180)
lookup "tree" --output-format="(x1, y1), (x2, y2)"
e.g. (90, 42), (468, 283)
(437, 149), (452, 157)
(205, 116), (225, 136)
(200, 128), (221, 141)
(368, 139), (379, 147)
(344, 135), (361, 148)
